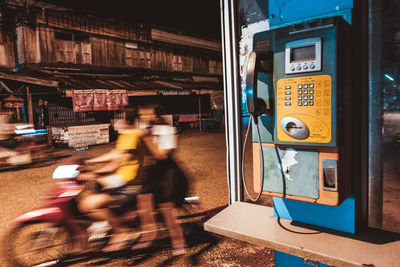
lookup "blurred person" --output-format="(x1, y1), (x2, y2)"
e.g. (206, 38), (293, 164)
(77, 108), (144, 252)
(0, 113), (11, 141)
(42, 100), (49, 128)
(0, 112), (16, 149)
(34, 99), (43, 129)
(132, 105), (188, 256)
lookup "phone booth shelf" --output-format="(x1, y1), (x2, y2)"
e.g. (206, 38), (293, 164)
(204, 200), (400, 267)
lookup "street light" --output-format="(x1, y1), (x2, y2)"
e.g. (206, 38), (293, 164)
(384, 74), (395, 81)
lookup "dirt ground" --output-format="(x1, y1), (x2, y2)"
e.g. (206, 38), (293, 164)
(382, 139), (400, 233)
(0, 128), (275, 267)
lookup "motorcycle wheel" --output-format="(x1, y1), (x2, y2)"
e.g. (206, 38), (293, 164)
(2, 221), (70, 267)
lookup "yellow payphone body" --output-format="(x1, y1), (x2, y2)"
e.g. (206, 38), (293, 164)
(276, 75), (332, 144)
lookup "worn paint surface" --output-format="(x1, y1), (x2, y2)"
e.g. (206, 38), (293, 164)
(279, 148), (298, 181)
(261, 146), (319, 199)
(240, 19), (270, 116)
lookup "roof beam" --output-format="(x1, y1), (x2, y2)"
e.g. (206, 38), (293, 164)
(0, 72), (58, 87)
(0, 80), (14, 94)
(65, 89), (158, 97)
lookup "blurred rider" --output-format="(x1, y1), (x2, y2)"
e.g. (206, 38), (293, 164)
(78, 109), (143, 252)
(131, 105), (188, 256)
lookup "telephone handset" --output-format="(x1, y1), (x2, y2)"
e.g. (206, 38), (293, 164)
(243, 50), (273, 202)
(245, 50), (274, 123)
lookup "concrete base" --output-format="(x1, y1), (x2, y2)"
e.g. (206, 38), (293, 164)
(204, 202), (400, 267)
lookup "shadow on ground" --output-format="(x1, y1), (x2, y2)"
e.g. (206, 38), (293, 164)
(59, 206), (229, 267)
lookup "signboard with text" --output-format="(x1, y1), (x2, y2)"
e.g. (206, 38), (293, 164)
(72, 89), (128, 112)
(51, 124), (110, 147)
(67, 124), (110, 147)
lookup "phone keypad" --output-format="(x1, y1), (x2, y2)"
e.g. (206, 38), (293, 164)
(289, 83), (327, 107)
(277, 75), (331, 109)
(282, 83), (324, 107)
(276, 75), (332, 143)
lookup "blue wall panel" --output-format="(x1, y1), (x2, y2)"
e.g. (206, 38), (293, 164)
(273, 196), (356, 233)
(269, 0), (353, 28)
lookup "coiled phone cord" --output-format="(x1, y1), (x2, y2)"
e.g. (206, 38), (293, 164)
(242, 115), (265, 202)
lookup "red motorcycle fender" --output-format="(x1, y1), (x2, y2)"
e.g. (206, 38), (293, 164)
(14, 207), (63, 224)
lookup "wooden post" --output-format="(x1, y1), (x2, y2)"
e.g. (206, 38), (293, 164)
(26, 85), (33, 124)
(198, 95), (202, 132)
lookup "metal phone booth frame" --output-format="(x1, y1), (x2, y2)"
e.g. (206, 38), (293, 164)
(204, 0), (400, 266)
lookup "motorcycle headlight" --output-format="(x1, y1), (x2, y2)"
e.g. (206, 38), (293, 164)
(52, 165), (80, 179)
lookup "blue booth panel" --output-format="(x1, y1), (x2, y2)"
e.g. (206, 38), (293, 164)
(275, 251), (332, 267)
(273, 196), (355, 233)
(269, 0), (353, 28)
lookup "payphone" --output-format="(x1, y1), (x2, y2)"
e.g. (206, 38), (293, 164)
(245, 17), (352, 206)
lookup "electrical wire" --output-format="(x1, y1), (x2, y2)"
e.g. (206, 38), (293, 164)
(242, 115), (264, 202)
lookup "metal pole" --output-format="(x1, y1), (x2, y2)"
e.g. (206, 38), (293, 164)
(368, 0), (383, 229)
(26, 85), (33, 124)
(220, 0), (243, 204)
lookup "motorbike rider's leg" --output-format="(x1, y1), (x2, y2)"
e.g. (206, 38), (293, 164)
(159, 201), (187, 256)
(79, 193), (133, 251)
(66, 218), (89, 254)
(131, 193), (158, 250)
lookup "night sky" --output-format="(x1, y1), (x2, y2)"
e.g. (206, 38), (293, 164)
(44, 0), (222, 40)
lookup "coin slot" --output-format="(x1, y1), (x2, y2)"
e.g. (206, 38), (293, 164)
(285, 122), (302, 134)
(280, 116), (310, 140)
(321, 159), (338, 192)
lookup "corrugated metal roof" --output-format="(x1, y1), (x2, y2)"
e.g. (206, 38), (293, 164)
(55, 74), (222, 91)
(0, 70), (222, 91)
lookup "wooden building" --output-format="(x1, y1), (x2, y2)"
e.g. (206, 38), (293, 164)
(0, 0), (223, 139)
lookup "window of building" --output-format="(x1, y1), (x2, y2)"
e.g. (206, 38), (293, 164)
(217, 61), (223, 75)
(54, 31), (73, 41)
(125, 42), (138, 67)
(54, 31), (89, 42)
(139, 49), (146, 67)
(0, 44), (8, 66)
(82, 42), (92, 64)
(177, 56), (183, 71)
(65, 50), (74, 63)
(209, 59), (217, 74)
(182, 56), (187, 72)
(172, 55), (186, 72)
(126, 47), (133, 66)
(146, 49), (151, 68)
(187, 56), (194, 72)
(133, 49), (140, 67)
(54, 31), (91, 64)
(74, 33), (89, 42)
(172, 55), (178, 71)
(56, 50), (64, 62)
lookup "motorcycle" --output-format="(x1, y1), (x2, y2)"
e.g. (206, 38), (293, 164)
(2, 164), (141, 267)
(0, 125), (55, 169)
(2, 163), (199, 267)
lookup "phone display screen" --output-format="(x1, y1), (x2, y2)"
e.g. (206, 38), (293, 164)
(290, 45), (316, 62)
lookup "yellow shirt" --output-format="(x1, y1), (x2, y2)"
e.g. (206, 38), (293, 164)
(114, 129), (143, 182)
